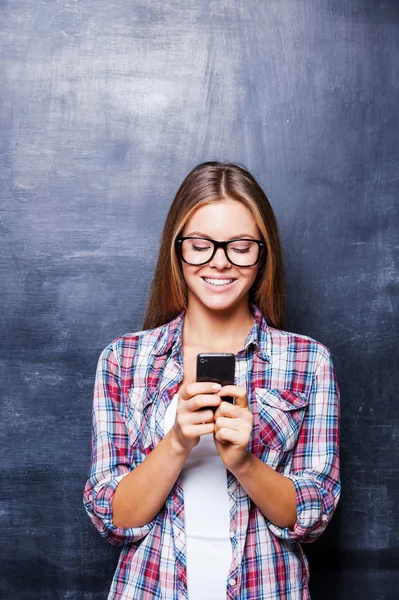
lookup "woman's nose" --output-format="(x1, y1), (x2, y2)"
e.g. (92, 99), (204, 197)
(208, 247), (231, 269)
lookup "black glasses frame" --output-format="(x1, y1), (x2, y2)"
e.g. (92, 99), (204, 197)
(175, 236), (266, 267)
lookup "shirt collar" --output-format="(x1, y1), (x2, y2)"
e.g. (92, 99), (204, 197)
(152, 310), (185, 358)
(238, 302), (271, 361)
(152, 303), (271, 362)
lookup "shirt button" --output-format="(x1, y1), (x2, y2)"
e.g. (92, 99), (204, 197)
(229, 531), (235, 538)
(228, 578), (236, 586)
(322, 514), (328, 522)
(88, 493), (92, 501)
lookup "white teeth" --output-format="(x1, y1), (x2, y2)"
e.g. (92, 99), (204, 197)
(203, 278), (234, 286)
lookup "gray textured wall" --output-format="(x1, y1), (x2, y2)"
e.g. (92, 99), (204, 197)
(1, 1), (398, 598)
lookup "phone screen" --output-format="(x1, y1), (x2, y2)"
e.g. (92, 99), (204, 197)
(196, 353), (235, 403)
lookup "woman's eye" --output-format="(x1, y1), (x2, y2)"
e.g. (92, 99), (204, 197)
(192, 244), (211, 252)
(231, 245), (251, 254)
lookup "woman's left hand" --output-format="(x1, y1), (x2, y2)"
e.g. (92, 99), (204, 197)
(213, 385), (253, 474)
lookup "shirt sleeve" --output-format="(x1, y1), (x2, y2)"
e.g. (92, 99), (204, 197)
(267, 347), (341, 544)
(82, 342), (156, 546)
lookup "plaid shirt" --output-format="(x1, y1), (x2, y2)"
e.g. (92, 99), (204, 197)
(83, 304), (340, 600)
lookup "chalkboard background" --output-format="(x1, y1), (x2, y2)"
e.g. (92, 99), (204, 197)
(1, 1), (398, 598)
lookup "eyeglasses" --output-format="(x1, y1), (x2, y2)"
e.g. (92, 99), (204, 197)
(175, 236), (266, 267)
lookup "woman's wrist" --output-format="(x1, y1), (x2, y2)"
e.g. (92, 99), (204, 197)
(227, 450), (254, 479)
(165, 426), (193, 459)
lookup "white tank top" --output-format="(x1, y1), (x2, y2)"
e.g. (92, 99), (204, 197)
(164, 394), (233, 599)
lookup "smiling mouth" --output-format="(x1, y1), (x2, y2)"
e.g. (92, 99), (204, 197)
(202, 277), (235, 287)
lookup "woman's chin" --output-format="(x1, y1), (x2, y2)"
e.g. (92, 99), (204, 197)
(197, 292), (246, 313)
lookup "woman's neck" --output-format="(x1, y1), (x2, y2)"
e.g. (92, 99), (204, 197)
(182, 299), (254, 354)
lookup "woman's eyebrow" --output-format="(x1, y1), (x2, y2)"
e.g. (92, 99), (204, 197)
(185, 231), (256, 240)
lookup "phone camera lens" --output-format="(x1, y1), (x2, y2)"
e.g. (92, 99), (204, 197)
(200, 358), (206, 364)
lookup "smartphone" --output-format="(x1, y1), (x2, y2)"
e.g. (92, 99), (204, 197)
(196, 352), (236, 404)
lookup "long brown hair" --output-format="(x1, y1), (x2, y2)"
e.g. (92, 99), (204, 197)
(143, 161), (286, 329)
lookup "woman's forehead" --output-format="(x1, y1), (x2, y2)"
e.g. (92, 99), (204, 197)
(183, 199), (260, 238)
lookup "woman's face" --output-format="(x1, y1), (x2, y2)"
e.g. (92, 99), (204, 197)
(181, 199), (262, 314)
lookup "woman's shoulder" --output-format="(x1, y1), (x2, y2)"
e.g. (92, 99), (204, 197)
(252, 304), (332, 366)
(98, 317), (178, 367)
(265, 323), (333, 367)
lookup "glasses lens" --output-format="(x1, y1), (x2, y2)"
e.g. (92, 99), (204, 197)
(181, 238), (214, 264)
(226, 240), (260, 266)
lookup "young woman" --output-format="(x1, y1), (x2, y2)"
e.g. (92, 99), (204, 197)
(83, 162), (340, 600)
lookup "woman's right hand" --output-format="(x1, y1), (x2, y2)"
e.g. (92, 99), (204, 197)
(170, 382), (222, 453)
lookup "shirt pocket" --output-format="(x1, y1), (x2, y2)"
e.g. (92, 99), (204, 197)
(125, 386), (158, 451)
(255, 388), (309, 452)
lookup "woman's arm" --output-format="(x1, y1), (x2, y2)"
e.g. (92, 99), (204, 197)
(83, 343), (156, 545)
(114, 381), (222, 527)
(112, 429), (188, 528)
(213, 392), (297, 529)
(266, 349), (341, 543)
(214, 347), (340, 542)
(230, 453), (297, 529)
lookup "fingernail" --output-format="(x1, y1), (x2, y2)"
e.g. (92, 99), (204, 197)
(212, 384), (222, 390)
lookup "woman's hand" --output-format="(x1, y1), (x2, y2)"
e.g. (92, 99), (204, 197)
(213, 385), (253, 473)
(169, 382), (222, 454)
